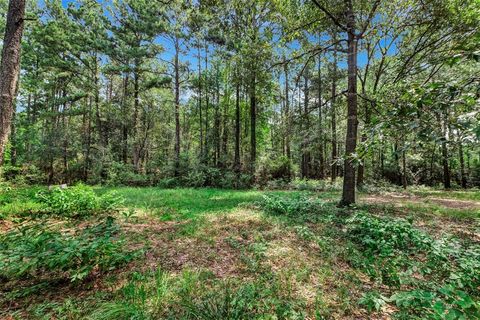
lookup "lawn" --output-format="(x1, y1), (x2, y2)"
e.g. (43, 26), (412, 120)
(1, 185), (479, 319)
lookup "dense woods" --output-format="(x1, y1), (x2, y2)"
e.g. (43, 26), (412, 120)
(1, 1), (480, 319)
(0, 0), (478, 205)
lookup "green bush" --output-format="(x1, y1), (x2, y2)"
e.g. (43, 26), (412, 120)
(0, 217), (137, 283)
(105, 162), (152, 186)
(289, 178), (342, 192)
(255, 156), (292, 188)
(0, 185), (45, 218)
(346, 212), (480, 319)
(36, 184), (122, 217)
(346, 212), (431, 257)
(261, 194), (336, 222)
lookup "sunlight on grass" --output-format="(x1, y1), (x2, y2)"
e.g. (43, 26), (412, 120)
(97, 187), (337, 220)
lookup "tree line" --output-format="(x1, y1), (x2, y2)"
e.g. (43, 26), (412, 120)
(0, 0), (479, 205)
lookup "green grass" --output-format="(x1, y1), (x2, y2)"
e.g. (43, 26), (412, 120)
(2, 184), (479, 319)
(97, 187), (339, 220)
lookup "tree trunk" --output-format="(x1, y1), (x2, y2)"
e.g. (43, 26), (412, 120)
(459, 140), (467, 188)
(357, 106), (370, 189)
(402, 148), (407, 189)
(174, 37), (181, 176)
(331, 47), (338, 182)
(340, 1), (359, 206)
(133, 59), (141, 172)
(0, 0), (25, 164)
(250, 73), (256, 172)
(318, 53), (325, 179)
(284, 58), (291, 160)
(301, 68), (310, 178)
(441, 110), (451, 189)
(234, 73), (241, 173)
(122, 72), (129, 164)
(198, 44), (203, 161)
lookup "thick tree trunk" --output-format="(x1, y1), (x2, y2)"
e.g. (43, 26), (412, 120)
(340, 1), (359, 206)
(0, 0), (25, 164)
(10, 107), (16, 166)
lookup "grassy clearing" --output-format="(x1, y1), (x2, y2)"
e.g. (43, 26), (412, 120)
(1, 184), (479, 319)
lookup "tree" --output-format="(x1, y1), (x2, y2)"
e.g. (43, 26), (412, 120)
(0, 0), (26, 164)
(310, 0), (380, 206)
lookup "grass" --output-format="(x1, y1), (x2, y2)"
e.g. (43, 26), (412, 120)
(1, 184), (479, 319)
(98, 187), (338, 220)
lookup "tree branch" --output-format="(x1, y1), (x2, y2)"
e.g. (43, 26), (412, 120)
(310, 0), (348, 32)
(358, 0), (381, 38)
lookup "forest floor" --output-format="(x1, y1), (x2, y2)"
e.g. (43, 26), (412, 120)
(1, 186), (479, 319)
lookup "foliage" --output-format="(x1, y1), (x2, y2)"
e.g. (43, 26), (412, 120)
(105, 162), (152, 187)
(345, 212), (480, 319)
(90, 268), (306, 320)
(260, 194), (337, 222)
(0, 217), (137, 283)
(36, 184), (122, 217)
(255, 156), (293, 188)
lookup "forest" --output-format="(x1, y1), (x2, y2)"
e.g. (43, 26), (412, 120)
(0, 0), (479, 319)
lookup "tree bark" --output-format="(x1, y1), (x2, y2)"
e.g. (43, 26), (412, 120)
(250, 73), (256, 173)
(459, 140), (467, 188)
(174, 37), (181, 176)
(441, 110), (451, 189)
(133, 60), (141, 172)
(234, 70), (241, 173)
(402, 148), (407, 189)
(331, 46), (338, 182)
(340, 0), (359, 206)
(121, 71), (129, 164)
(318, 52), (325, 179)
(284, 58), (291, 160)
(301, 67), (310, 178)
(0, 0), (25, 164)
(197, 44), (203, 161)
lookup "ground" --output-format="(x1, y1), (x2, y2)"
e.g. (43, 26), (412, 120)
(1, 186), (479, 319)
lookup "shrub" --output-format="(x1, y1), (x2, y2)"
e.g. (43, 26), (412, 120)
(0, 185), (45, 218)
(345, 212), (480, 318)
(289, 178), (342, 192)
(346, 212), (431, 257)
(255, 156), (292, 188)
(261, 194), (336, 222)
(0, 217), (138, 283)
(36, 184), (122, 217)
(105, 162), (152, 186)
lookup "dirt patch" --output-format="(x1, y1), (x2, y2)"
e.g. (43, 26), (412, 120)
(361, 193), (480, 242)
(123, 209), (270, 278)
(361, 192), (480, 210)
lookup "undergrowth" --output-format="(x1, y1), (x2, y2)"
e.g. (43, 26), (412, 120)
(0, 217), (138, 285)
(260, 194), (480, 319)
